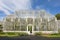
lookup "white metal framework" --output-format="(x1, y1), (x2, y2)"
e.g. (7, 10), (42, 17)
(3, 10), (58, 34)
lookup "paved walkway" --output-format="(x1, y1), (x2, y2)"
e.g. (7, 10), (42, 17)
(0, 36), (60, 40)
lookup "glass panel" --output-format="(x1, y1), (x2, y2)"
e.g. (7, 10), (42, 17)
(27, 18), (33, 24)
(20, 18), (26, 25)
(34, 25), (40, 31)
(35, 18), (41, 25)
(21, 25), (27, 31)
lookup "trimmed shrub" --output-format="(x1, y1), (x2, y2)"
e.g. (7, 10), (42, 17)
(0, 32), (5, 35)
(6, 32), (16, 35)
(51, 33), (60, 35)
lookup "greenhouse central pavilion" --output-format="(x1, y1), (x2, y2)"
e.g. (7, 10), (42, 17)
(3, 10), (58, 34)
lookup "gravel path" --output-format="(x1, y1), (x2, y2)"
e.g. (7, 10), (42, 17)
(0, 36), (60, 40)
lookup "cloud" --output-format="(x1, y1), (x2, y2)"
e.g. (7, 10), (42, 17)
(0, 7), (10, 15)
(12, 0), (31, 10)
(0, 0), (32, 16)
(0, 1), (13, 15)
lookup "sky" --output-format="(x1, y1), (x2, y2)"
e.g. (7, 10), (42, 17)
(0, 0), (60, 21)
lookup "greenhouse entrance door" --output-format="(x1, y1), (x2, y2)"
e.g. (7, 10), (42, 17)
(27, 24), (33, 34)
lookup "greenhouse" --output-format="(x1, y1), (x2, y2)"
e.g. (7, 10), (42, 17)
(3, 10), (58, 34)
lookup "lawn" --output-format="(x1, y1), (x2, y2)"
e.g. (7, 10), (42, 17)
(34, 32), (60, 37)
(41, 35), (59, 37)
(0, 32), (60, 37)
(0, 32), (28, 37)
(41, 33), (60, 37)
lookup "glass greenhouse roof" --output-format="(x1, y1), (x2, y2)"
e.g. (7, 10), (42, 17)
(15, 10), (55, 19)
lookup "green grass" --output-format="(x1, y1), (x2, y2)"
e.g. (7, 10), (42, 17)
(47, 35), (60, 37)
(0, 32), (60, 37)
(34, 32), (60, 37)
(0, 32), (28, 37)
(46, 33), (60, 37)
(0, 32), (18, 37)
